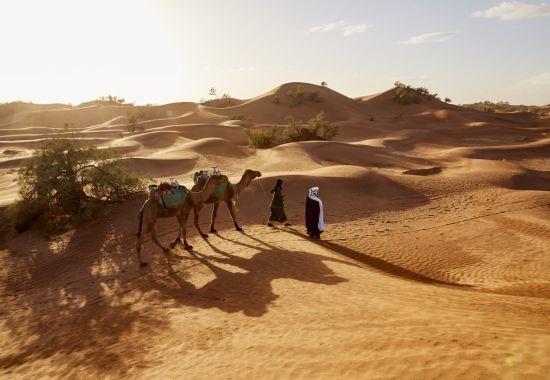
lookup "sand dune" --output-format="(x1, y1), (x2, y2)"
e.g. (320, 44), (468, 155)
(1, 82), (550, 379)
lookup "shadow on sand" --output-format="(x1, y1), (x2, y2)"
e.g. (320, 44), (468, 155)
(0, 199), (356, 376)
(282, 226), (472, 287)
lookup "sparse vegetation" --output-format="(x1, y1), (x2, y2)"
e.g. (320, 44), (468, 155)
(230, 114), (245, 121)
(461, 101), (550, 116)
(242, 118), (277, 148)
(284, 111), (338, 142)
(98, 95), (125, 104)
(126, 111), (145, 132)
(444, 97), (452, 104)
(285, 85), (323, 107)
(393, 81), (441, 104)
(8, 139), (143, 232)
(321, 81), (328, 87)
(221, 93), (232, 105)
(287, 85), (306, 107)
(209, 87), (218, 99)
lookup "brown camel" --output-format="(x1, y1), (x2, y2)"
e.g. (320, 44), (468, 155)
(191, 169), (262, 234)
(136, 174), (229, 266)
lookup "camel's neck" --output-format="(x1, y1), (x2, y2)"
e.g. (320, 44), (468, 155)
(235, 174), (252, 195)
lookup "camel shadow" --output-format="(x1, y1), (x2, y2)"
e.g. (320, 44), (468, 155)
(147, 231), (355, 317)
(282, 227), (472, 287)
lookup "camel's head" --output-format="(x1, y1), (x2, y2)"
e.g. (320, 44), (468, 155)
(245, 169), (262, 180)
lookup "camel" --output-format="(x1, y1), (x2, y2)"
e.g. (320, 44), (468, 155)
(136, 174), (229, 266)
(191, 168), (262, 234)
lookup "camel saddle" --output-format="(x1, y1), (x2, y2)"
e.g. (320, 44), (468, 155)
(148, 182), (189, 209)
(192, 170), (228, 199)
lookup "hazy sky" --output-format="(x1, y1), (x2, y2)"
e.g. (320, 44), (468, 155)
(1, 0), (549, 105)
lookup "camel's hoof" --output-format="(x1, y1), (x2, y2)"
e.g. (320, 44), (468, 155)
(236, 227), (243, 232)
(162, 247), (170, 253)
(184, 245), (193, 251)
(140, 262), (148, 267)
(169, 242), (177, 249)
(201, 234), (208, 238)
(210, 228), (217, 233)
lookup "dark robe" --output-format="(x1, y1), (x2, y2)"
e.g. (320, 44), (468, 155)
(305, 196), (322, 237)
(269, 187), (287, 222)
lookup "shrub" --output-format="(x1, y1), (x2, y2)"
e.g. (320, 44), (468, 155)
(230, 114), (245, 120)
(243, 120), (277, 149)
(285, 85), (324, 107)
(393, 81), (441, 104)
(126, 111), (145, 132)
(284, 111), (338, 142)
(8, 139), (143, 232)
(287, 85), (305, 107)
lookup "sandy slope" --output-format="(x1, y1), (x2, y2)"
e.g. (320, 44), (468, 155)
(1, 83), (550, 379)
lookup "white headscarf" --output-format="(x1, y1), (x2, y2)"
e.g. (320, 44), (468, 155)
(308, 186), (324, 232)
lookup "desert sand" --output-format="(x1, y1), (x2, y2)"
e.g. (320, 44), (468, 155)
(1, 82), (549, 379)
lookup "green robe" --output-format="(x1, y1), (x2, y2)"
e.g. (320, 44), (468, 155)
(269, 187), (287, 222)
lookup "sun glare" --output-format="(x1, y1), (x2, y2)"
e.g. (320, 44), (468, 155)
(0, 0), (190, 105)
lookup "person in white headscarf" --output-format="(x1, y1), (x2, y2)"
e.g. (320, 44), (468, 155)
(305, 186), (324, 239)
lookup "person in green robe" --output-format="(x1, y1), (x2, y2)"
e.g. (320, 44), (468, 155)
(267, 178), (291, 227)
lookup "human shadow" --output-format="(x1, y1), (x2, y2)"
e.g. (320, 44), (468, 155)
(283, 227), (472, 287)
(510, 169), (550, 191)
(0, 196), (168, 376)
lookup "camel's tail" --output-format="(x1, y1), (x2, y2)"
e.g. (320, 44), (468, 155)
(137, 205), (145, 238)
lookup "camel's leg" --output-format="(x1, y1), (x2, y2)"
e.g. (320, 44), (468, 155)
(210, 202), (220, 233)
(172, 211), (193, 250)
(150, 225), (169, 252)
(180, 211), (193, 250)
(226, 200), (242, 231)
(136, 228), (148, 267)
(136, 202), (156, 267)
(193, 206), (208, 238)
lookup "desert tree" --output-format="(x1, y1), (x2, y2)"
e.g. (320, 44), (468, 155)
(209, 87), (218, 99)
(8, 138), (143, 232)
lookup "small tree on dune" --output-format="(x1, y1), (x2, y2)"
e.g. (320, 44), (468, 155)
(321, 81), (327, 87)
(444, 97), (452, 104)
(209, 87), (218, 99)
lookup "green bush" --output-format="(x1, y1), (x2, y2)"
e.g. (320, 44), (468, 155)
(243, 123), (277, 149)
(287, 85), (305, 107)
(285, 85), (324, 107)
(8, 139), (143, 232)
(284, 111), (338, 142)
(393, 81), (441, 104)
